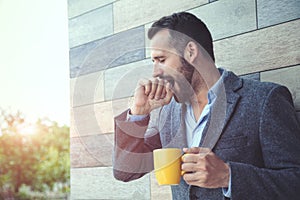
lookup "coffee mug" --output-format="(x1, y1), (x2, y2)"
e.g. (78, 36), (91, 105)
(153, 148), (183, 185)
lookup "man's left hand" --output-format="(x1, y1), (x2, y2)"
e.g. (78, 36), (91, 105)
(181, 147), (230, 188)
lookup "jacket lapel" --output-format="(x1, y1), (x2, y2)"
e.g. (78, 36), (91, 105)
(161, 101), (188, 149)
(178, 104), (188, 148)
(200, 71), (242, 150)
(170, 103), (188, 149)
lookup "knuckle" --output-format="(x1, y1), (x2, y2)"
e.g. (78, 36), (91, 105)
(196, 155), (202, 163)
(203, 163), (209, 171)
(201, 173), (209, 183)
(182, 174), (188, 181)
(158, 79), (164, 86)
(181, 163), (186, 171)
(195, 165), (202, 172)
(151, 78), (158, 84)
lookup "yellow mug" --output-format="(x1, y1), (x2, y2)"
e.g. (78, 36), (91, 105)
(153, 148), (183, 185)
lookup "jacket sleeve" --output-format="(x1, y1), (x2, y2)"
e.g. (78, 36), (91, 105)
(230, 86), (300, 200)
(113, 109), (162, 182)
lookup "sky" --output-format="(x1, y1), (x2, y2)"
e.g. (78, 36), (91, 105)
(0, 0), (70, 125)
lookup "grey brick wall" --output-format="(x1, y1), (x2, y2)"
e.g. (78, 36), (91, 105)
(68, 0), (300, 199)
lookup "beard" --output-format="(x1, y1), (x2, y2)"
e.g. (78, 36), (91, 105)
(179, 57), (194, 84)
(156, 57), (197, 103)
(172, 58), (195, 103)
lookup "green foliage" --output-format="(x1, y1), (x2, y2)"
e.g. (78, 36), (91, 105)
(0, 109), (70, 198)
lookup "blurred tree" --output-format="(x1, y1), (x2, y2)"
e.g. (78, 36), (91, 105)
(0, 108), (69, 197)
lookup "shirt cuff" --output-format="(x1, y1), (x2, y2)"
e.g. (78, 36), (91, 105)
(127, 110), (148, 122)
(222, 164), (232, 198)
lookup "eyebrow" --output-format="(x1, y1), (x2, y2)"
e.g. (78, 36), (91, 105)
(152, 56), (165, 61)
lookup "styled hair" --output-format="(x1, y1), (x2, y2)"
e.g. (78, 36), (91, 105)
(148, 12), (215, 61)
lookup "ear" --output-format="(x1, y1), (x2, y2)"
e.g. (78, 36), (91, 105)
(184, 41), (198, 63)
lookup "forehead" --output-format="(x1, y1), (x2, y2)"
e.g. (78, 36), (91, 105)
(149, 29), (174, 57)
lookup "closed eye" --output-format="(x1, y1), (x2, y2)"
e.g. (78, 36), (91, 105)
(152, 56), (165, 64)
(159, 59), (165, 63)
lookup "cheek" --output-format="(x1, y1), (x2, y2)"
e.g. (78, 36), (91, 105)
(180, 68), (194, 84)
(162, 63), (181, 78)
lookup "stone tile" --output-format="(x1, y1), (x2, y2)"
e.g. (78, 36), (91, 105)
(69, 26), (145, 78)
(239, 72), (260, 81)
(70, 71), (104, 107)
(69, 38), (102, 78)
(104, 59), (153, 101)
(71, 98), (130, 137)
(257, 0), (300, 28)
(111, 97), (133, 118)
(71, 133), (114, 167)
(113, 0), (208, 33)
(68, 0), (115, 18)
(68, 4), (113, 48)
(144, 0), (256, 57)
(71, 102), (111, 137)
(150, 172), (172, 200)
(214, 20), (300, 75)
(261, 65), (300, 111)
(189, 0), (256, 40)
(144, 23), (152, 59)
(71, 167), (150, 199)
(71, 101), (113, 137)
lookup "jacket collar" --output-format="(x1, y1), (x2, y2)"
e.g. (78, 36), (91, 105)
(163, 69), (243, 150)
(200, 70), (242, 149)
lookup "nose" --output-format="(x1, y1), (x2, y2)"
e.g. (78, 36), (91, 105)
(152, 62), (164, 78)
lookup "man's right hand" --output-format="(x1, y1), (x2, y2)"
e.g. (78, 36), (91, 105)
(130, 78), (173, 115)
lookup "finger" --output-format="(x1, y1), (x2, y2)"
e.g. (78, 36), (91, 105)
(134, 80), (148, 101)
(166, 81), (173, 93)
(181, 162), (199, 173)
(149, 79), (158, 99)
(162, 82), (173, 104)
(144, 79), (152, 96)
(183, 147), (211, 154)
(135, 83), (145, 96)
(183, 147), (201, 154)
(181, 153), (199, 163)
(138, 79), (152, 95)
(154, 79), (165, 100)
(160, 83), (167, 99)
(183, 171), (206, 182)
(181, 151), (213, 163)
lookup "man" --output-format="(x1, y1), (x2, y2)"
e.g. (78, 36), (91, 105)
(113, 12), (300, 199)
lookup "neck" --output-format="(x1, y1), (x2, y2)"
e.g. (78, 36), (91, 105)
(190, 61), (220, 99)
(189, 70), (209, 105)
(190, 86), (208, 106)
(190, 92), (208, 121)
(188, 63), (220, 121)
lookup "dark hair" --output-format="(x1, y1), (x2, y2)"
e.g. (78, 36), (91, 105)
(148, 12), (215, 61)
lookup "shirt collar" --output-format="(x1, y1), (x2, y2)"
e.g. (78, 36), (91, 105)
(184, 68), (227, 106)
(207, 68), (227, 104)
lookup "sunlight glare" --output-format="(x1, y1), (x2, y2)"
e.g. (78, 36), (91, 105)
(17, 123), (37, 135)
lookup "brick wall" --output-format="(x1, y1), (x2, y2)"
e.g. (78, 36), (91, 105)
(68, 0), (300, 199)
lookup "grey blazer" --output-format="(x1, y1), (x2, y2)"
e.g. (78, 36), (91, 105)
(113, 70), (300, 200)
